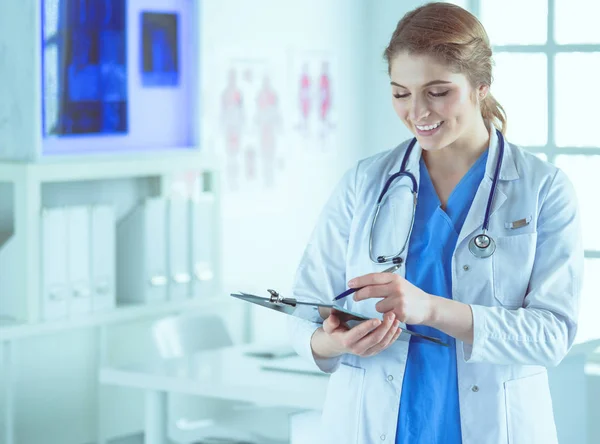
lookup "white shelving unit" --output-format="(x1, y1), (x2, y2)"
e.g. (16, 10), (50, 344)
(0, 149), (220, 322)
(0, 149), (223, 444)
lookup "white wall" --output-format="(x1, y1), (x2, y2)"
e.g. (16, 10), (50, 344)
(203, 0), (369, 343)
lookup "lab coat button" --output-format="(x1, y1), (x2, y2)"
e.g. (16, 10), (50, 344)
(387, 375), (393, 381)
(472, 385), (479, 392)
(380, 434), (386, 440)
(463, 265), (470, 271)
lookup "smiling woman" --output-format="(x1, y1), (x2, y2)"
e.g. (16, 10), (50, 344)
(384, 12), (505, 165)
(287, 2), (583, 444)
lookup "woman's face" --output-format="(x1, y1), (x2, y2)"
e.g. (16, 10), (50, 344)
(389, 51), (486, 151)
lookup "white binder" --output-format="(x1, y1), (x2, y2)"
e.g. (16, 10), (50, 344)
(91, 205), (116, 312)
(41, 208), (69, 320)
(168, 198), (191, 301)
(117, 198), (168, 304)
(190, 194), (216, 299)
(68, 206), (92, 316)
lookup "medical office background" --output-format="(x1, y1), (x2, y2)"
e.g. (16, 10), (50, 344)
(0, 0), (599, 443)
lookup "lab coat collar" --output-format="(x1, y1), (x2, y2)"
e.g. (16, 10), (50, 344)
(486, 127), (519, 181)
(387, 138), (421, 176)
(457, 128), (520, 248)
(387, 125), (520, 182)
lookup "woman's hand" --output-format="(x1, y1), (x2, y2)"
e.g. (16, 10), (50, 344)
(311, 312), (401, 359)
(350, 271), (475, 344)
(350, 272), (434, 325)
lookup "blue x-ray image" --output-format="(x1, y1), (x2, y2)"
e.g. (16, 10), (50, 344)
(42, 0), (128, 136)
(141, 12), (179, 87)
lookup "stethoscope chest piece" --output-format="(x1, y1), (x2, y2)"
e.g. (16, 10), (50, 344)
(468, 233), (496, 258)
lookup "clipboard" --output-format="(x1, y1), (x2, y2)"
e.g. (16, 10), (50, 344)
(230, 290), (448, 347)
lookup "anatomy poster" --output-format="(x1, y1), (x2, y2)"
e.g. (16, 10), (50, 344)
(213, 54), (284, 192)
(288, 50), (338, 151)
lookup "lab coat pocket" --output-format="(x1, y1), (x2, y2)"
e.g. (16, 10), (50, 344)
(492, 233), (537, 307)
(504, 371), (557, 444)
(320, 363), (365, 443)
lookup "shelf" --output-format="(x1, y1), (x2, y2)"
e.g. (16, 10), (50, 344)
(0, 148), (219, 183)
(0, 297), (222, 341)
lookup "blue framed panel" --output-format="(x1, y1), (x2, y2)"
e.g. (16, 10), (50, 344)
(141, 12), (180, 87)
(42, 0), (128, 136)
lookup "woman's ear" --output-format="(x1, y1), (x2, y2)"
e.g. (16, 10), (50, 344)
(478, 84), (490, 101)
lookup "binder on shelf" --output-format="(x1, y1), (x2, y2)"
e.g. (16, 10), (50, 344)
(190, 193), (216, 299)
(41, 208), (69, 320)
(91, 205), (116, 312)
(68, 206), (92, 316)
(117, 198), (168, 305)
(168, 198), (191, 301)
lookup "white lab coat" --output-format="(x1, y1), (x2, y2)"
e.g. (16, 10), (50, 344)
(288, 129), (583, 444)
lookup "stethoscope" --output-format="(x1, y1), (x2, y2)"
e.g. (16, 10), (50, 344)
(369, 129), (505, 264)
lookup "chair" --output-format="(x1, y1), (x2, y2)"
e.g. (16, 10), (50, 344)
(152, 313), (289, 444)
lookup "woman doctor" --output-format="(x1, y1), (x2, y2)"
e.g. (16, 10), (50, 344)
(288, 3), (583, 444)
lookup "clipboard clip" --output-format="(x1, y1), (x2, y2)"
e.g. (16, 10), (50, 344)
(267, 289), (282, 303)
(267, 289), (297, 307)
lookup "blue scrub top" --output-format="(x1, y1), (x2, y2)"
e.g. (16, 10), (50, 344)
(396, 150), (488, 444)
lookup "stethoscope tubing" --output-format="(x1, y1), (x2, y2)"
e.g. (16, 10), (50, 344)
(370, 129), (504, 263)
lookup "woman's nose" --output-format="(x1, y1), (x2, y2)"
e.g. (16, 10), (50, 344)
(409, 97), (430, 122)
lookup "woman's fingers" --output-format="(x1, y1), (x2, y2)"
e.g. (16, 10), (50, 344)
(353, 283), (392, 302)
(350, 313), (396, 355)
(324, 312), (403, 357)
(322, 313), (341, 334)
(363, 319), (401, 356)
(341, 317), (382, 345)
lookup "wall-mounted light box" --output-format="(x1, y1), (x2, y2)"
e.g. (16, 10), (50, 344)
(0, 0), (200, 161)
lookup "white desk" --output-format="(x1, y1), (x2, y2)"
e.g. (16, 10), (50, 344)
(99, 346), (329, 443)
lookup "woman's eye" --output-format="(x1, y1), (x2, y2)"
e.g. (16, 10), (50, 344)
(429, 90), (450, 97)
(393, 93), (410, 99)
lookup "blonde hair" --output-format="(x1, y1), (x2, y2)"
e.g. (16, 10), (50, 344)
(384, 2), (507, 134)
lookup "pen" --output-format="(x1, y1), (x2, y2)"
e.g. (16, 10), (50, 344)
(333, 264), (401, 301)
